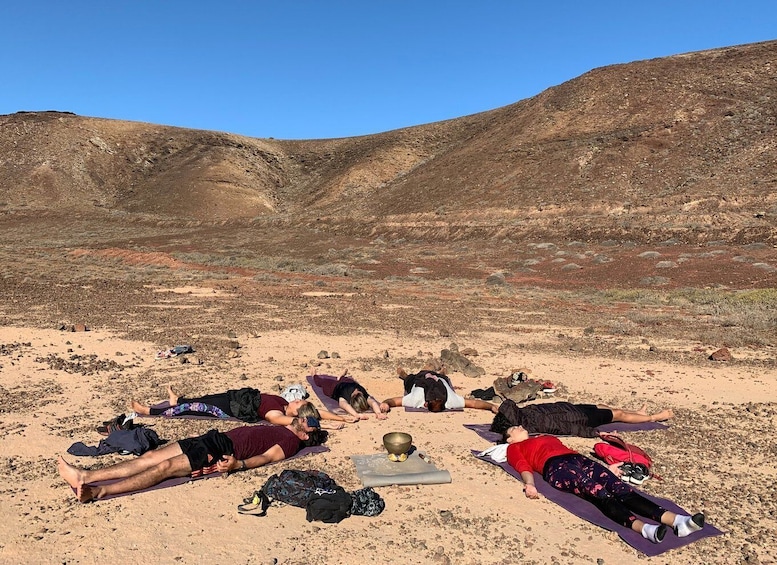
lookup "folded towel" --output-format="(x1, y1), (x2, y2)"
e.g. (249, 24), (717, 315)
(479, 443), (508, 462)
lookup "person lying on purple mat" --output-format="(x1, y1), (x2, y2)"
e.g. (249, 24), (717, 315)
(59, 416), (327, 503)
(503, 425), (704, 544)
(311, 368), (389, 420)
(382, 366), (499, 413)
(491, 399), (674, 438)
(130, 385), (357, 428)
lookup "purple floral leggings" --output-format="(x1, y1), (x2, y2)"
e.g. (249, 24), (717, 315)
(160, 402), (229, 418)
(544, 454), (667, 527)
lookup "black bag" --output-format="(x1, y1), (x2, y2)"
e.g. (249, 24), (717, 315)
(239, 469), (339, 517)
(305, 486), (352, 523)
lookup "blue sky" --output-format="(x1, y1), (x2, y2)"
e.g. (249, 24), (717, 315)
(2, 1), (774, 140)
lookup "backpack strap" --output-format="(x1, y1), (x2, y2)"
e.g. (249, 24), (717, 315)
(237, 489), (273, 517)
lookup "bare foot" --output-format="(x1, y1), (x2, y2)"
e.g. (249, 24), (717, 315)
(77, 484), (96, 503)
(309, 366), (318, 377)
(396, 367), (408, 379)
(58, 456), (85, 490)
(167, 385), (179, 405)
(131, 400), (151, 416)
(340, 368), (350, 378)
(652, 409), (674, 422)
(637, 404), (648, 416)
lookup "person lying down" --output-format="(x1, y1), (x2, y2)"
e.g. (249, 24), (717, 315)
(503, 425), (704, 544)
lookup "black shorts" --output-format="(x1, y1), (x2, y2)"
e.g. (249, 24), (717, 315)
(178, 429), (234, 470)
(577, 404), (614, 428)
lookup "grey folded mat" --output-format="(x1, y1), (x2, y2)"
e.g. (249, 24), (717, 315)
(351, 450), (451, 487)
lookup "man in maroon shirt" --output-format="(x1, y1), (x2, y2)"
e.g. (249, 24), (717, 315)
(58, 416), (325, 503)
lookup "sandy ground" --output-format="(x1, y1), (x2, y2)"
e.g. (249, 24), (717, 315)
(1, 321), (775, 565)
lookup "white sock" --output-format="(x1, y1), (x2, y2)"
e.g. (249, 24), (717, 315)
(641, 523), (665, 543)
(673, 514), (704, 537)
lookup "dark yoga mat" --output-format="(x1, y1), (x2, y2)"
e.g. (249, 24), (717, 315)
(306, 374), (344, 413)
(464, 421), (666, 444)
(465, 425), (722, 556)
(73, 445), (329, 501)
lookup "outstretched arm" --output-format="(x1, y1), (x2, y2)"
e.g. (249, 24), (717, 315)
(464, 398), (499, 413)
(320, 408), (359, 424)
(338, 398), (369, 420)
(367, 396), (389, 419)
(383, 397), (403, 408)
(263, 410), (295, 426)
(520, 471), (539, 499)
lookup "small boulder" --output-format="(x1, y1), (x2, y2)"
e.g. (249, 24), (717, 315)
(709, 347), (733, 362)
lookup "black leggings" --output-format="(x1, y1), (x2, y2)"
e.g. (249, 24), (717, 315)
(149, 392), (233, 416)
(544, 454), (667, 527)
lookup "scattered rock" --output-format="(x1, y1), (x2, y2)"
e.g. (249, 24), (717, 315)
(709, 347), (733, 361)
(440, 347), (485, 377)
(317, 351), (329, 359)
(485, 272), (506, 286)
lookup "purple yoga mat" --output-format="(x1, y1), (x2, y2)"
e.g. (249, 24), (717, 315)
(465, 425), (723, 556)
(464, 421), (666, 443)
(306, 375), (344, 413)
(71, 445), (329, 501)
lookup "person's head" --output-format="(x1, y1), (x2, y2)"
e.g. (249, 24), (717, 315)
(300, 428), (329, 447)
(291, 400), (321, 421)
(503, 425), (529, 444)
(285, 400), (320, 420)
(424, 384), (447, 413)
(290, 415), (321, 439)
(350, 390), (370, 413)
(426, 398), (445, 413)
(490, 411), (513, 436)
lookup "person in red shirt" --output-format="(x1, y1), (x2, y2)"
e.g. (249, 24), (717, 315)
(59, 416), (325, 503)
(504, 425), (705, 544)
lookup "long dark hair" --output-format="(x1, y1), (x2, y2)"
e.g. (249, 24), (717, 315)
(300, 429), (329, 447)
(490, 411), (513, 436)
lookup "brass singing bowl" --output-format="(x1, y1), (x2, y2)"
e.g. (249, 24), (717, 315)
(383, 432), (412, 455)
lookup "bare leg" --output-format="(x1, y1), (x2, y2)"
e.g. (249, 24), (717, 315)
(130, 400), (151, 416)
(58, 442), (184, 489)
(659, 510), (678, 526)
(167, 385), (179, 405)
(600, 405), (674, 423)
(71, 453), (192, 502)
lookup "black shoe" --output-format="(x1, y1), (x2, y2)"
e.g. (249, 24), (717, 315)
(654, 524), (667, 543)
(691, 513), (705, 529)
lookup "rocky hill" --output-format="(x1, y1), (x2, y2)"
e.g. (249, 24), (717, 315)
(2, 40), (775, 245)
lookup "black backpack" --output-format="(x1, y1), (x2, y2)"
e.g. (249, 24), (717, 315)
(239, 469), (345, 518)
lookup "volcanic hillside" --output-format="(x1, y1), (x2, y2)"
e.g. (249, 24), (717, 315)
(2, 40), (776, 243)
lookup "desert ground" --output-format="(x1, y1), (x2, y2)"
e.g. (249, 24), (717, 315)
(0, 264), (776, 565)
